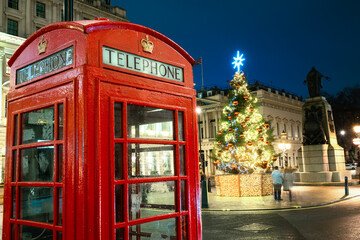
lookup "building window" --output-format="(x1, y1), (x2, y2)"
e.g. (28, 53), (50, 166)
(7, 19), (18, 36)
(207, 91), (212, 97)
(8, 0), (19, 10)
(36, 2), (46, 18)
(291, 125), (294, 137)
(297, 126), (300, 138)
(293, 153), (296, 166)
(283, 124), (287, 133)
(276, 123), (280, 136)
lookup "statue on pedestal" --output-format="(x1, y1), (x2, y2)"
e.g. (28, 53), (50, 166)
(304, 67), (329, 98)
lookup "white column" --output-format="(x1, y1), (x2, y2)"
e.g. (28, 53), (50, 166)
(204, 111), (209, 139)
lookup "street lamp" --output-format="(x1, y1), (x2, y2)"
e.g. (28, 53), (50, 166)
(278, 131), (291, 167)
(196, 107), (208, 208)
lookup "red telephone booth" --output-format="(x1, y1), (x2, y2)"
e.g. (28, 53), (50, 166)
(3, 19), (202, 239)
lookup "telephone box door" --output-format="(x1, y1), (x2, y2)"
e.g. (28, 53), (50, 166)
(99, 82), (198, 239)
(4, 83), (75, 239)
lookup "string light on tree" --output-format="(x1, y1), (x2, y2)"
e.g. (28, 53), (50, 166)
(212, 51), (277, 174)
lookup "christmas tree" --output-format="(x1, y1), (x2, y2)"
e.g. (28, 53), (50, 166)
(212, 52), (277, 174)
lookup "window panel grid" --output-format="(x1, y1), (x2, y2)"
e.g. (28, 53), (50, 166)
(10, 103), (65, 238)
(7, 19), (18, 36)
(36, 2), (46, 18)
(8, 0), (19, 10)
(113, 103), (188, 239)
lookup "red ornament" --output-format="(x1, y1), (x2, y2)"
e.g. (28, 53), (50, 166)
(236, 84), (241, 89)
(231, 164), (237, 169)
(249, 107), (254, 112)
(241, 122), (246, 127)
(228, 143), (234, 148)
(247, 142), (253, 146)
(256, 128), (263, 133)
(259, 137), (264, 141)
(228, 128), (234, 132)
(264, 123), (270, 129)
(234, 111), (240, 117)
(233, 100), (239, 106)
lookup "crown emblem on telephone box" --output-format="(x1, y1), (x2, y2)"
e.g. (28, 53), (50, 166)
(38, 36), (48, 54)
(141, 35), (154, 53)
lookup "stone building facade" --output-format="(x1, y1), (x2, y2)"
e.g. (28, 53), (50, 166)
(0, 0), (128, 182)
(197, 84), (304, 177)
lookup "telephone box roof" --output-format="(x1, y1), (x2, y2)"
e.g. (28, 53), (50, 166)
(9, 19), (194, 66)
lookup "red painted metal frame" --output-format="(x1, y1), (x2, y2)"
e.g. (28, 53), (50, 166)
(4, 19), (202, 240)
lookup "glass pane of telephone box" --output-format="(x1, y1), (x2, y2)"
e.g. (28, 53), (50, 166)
(19, 225), (53, 240)
(21, 106), (54, 144)
(128, 144), (174, 178)
(129, 182), (175, 220)
(127, 104), (174, 140)
(19, 187), (53, 223)
(20, 147), (54, 182)
(129, 218), (176, 239)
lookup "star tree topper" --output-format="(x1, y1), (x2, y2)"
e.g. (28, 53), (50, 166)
(232, 51), (245, 72)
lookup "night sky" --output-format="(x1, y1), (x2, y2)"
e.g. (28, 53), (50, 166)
(113, 0), (360, 98)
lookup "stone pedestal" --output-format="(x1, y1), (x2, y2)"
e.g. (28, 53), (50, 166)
(295, 96), (351, 183)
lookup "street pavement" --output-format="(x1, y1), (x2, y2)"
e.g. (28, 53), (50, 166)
(204, 184), (360, 211)
(0, 185), (360, 239)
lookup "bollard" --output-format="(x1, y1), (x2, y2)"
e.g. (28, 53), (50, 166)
(201, 180), (209, 208)
(345, 176), (349, 195)
(208, 178), (212, 192)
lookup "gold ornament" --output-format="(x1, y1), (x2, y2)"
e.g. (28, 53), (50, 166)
(228, 143), (234, 148)
(243, 95), (249, 101)
(264, 123), (270, 129)
(259, 137), (264, 141)
(245, 117), (250, 122)
(228, 128), (234, 132)
(249, 107), (254, 112)
(247, 142), (253, 146)
(256, 128), (263, 133)
(241, 122), (246, 127)
(234, 111), (240, 117)
(217, 142), (222, 146)
(217, 151), (223, 156)
(228, 116), (232, 120)
(233, 100), (239, 106)
(231, 164), (237, 169)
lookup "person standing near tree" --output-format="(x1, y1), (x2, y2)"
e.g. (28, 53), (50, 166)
(271, 166), (284, 200)
(283, 167), (294, 201)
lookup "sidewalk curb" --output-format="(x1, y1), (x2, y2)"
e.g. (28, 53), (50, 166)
(202, 194), (360, 212)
